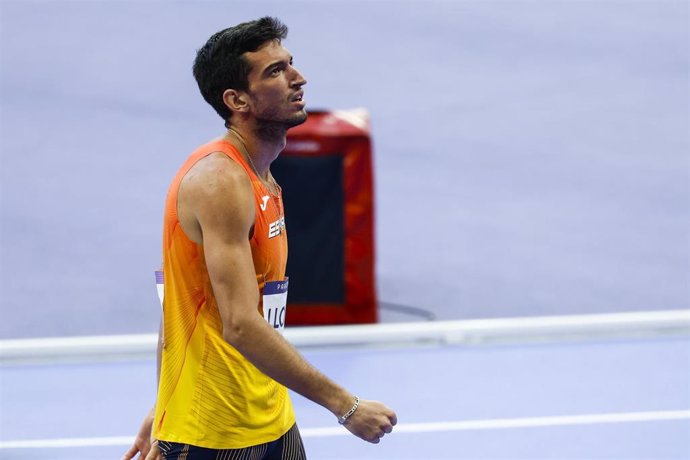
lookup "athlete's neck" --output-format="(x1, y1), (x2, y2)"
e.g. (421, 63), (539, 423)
(224, 125), (286, 180)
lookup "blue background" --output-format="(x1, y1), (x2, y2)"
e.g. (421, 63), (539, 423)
(1, 0), (688, 338)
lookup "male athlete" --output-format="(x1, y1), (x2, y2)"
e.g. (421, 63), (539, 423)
(122, 17), (396, 460)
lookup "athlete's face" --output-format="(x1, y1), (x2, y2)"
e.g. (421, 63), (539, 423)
(243, 40), (307, 129)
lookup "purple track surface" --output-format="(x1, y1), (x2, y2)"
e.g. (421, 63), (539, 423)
(1, 336), (689, 459)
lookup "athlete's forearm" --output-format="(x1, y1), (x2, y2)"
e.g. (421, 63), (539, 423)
(225, 315), (354, 418)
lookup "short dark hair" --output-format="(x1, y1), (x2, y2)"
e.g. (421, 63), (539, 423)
(192, 17), (288, 125)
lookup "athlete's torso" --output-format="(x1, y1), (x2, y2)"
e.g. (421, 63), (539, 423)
(153, 140), (293, 449)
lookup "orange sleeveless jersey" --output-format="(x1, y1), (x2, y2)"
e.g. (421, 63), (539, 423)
(153, 140), (294, 449)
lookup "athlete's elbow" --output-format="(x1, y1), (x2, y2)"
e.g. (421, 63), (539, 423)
(222, 321), (245, 347)
(222, 315), (256, 349)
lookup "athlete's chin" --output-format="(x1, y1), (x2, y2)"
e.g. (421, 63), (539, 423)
(256, 110), (307, 132)
(285, 110), (308, 128)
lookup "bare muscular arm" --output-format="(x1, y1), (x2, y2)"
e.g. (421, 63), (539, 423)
(178, 153), (396, 443)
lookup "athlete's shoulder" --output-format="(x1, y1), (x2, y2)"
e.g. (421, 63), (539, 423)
(183, 151), (252, 202)
(182, 139), (242, 169)
(176, 151), (255, 242)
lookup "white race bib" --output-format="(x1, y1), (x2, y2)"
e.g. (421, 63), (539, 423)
(155, 270), (164, 310)
(263, 279), (289, 334)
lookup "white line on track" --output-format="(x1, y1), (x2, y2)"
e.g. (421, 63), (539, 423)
(1, 410), (688, 449)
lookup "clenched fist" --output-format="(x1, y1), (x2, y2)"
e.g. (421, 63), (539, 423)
(342, 399), (397, 444)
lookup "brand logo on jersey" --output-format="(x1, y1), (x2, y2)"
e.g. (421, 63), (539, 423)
(268, 217), (285, 239)
(259, 195), (270, 211)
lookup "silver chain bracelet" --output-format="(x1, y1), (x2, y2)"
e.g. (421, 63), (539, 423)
(337, 396), (360, 425)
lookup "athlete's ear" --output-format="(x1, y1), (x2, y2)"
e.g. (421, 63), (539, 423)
(223, 89), (249, 114)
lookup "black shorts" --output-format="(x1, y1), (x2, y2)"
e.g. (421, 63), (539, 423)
(158, 424), (306, 460)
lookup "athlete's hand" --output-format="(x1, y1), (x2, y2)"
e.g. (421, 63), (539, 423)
(144, 439), (161, 460)
(342, 399), (397, 444)
(121, 408), (156, 460)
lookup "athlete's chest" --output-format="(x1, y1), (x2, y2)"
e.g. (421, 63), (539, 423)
(250, 189), (288, 276)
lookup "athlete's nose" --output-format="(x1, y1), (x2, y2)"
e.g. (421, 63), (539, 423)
(291, 66), (307, 88)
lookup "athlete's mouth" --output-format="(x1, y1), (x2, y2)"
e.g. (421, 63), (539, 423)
(291, 91), (304, 102)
